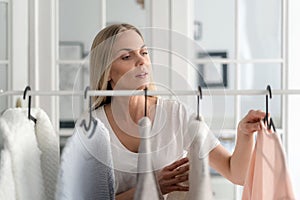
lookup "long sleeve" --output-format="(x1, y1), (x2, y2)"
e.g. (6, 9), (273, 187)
(33, 108), (60, 200)
(0, 150), (16, 200)
(0, 108), (45, 200)
(56, 118), (115, 200)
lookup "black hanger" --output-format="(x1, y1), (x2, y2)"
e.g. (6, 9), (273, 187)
(144, 87), (148, 117)
(23, 86), (37, 123)
(269, 118), (276, 132)
(197, 85), (202, 120)
(264, 85), (276, 132)
(80, 86), (97, 138)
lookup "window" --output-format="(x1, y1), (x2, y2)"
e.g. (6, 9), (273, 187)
(6, 0), (298, 198)
(58, 0), (102, 129)
(194, 0), (285, 198)
(58, 0), (147, 131)
(0, 0), (10, 113)
(194, 0), (283, 131)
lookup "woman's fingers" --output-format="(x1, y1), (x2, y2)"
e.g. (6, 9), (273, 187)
(244, 110), (266, 122)
(238, 110), (266, 135)
(160, 173), (189, 186)
(242, 121), (261, 133)
(164, 185), (189, 193)
(173, 164), (189, 176)
(162, 164), (189, 183)
(158, 157), (190, 194)
(163, 162), (189, 180)
(164, 157), (188, 171)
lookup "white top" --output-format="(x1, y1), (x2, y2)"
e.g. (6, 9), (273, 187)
(56, 118), (115, 200)
(96, 98), (220, 195)
(0, 108), (45, 200)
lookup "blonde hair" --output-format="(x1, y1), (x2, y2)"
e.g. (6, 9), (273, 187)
(90, 23), (155, 109)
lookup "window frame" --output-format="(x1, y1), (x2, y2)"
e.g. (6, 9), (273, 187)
(0, 0), (11, 109)
(3, 0), (298, 198)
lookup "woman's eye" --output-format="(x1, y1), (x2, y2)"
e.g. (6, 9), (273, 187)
(122, 55), (130, 60)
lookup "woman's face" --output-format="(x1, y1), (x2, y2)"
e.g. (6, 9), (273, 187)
(109, 30), (151, 90)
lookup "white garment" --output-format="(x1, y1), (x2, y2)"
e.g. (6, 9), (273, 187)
(56, 118), (115, 200)
(0, 150), (16, 200)
(186, 117), (214, 200)
(32, 108), (60, 200)
(134, 117), (162, 200)
(167, 117), (214, 200)
(0, 108), (45, 200)
(96, 98), (220, 195)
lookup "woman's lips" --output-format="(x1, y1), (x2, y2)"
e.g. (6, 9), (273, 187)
(136, 72), (148, 79)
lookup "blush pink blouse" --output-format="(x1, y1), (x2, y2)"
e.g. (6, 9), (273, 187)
(242, 121), (295, 200)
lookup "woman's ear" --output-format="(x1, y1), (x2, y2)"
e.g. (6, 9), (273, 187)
(107, 70), (112, 81)
(107, 77), (114, 90)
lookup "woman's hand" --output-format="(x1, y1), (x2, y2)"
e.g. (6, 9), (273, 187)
(210, 109), (267, 185)
(157, 157), (189, 195)
(238, 110), (266, 136)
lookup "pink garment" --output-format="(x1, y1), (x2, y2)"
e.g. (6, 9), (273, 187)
(242, 121), (295, 200)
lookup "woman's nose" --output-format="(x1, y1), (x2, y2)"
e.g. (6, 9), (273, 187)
(135, 54), (146, 67)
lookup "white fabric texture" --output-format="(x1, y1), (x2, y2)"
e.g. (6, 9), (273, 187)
(167, 117), (214, 200)
(134, 117), (162, 200)
(96, 98), (220, 195)
(0, 150), (16, 200)
(56, 118), (115, 200)
(31, 108), (60, 200)
(0, 108), (45, 200)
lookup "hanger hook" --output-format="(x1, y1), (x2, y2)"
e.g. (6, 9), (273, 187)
(267, 85), (272, 99)
(84, 86), (89, 99)
(23, 86), (30, 100)
(23, 86), (37, 123)
(198, 85), (203, 100)
(144, 87), (148, 117)
(80, 86), (97, 138)
(197, 85), (202, 120)
(265, 85), (272, 127)
(84, 87), (91, 124)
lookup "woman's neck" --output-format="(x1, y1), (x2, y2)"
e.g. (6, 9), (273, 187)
(104, 95), (157, 139)
(109, 95), (156, 121)
(110, 96), (147, 123)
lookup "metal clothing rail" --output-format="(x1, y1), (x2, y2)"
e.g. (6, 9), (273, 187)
(1, 89), (300, 97)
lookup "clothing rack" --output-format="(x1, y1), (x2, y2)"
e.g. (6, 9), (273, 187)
(1, 89), (300, 97)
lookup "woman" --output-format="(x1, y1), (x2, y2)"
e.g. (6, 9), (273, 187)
(89, 23), (265, 199)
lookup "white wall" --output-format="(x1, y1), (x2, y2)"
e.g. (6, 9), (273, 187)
(106, 0), (146, 28)
(149, 0), (194, 98)
(0, 1), (8, 113)
(33, 0), (59, 131)
(59, 0), (146, 54)
(194, 0), (235, 58)
(11, 0), (29, 105)
(0, 2), (7, 60)
(287, 0), (300, 198)
(59, 0), (103, 53)
(194, 0), (282, 126)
